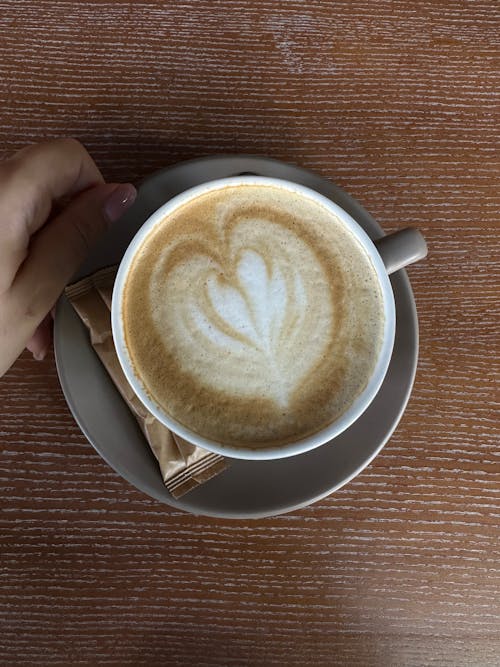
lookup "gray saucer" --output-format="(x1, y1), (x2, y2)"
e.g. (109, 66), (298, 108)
(54, 156), (418, 519)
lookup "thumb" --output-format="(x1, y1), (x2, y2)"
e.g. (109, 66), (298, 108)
(13, 182), (136, 324)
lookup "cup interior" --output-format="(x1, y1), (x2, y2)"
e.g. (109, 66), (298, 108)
(111, 176), (396, 460)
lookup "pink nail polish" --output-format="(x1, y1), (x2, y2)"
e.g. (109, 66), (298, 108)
(33, 349), (47, 361)
(104, 184), (137, 223)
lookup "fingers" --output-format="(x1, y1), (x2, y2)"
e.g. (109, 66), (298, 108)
(12, 182), (136, 325)
(0, 182), (136, 375)
(0, 138), (104, 291)
(26, 313), (53, 360)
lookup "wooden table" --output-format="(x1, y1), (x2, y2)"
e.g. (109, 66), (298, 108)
(1, 2), (498, 665)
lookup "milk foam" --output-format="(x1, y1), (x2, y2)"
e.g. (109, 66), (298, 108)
(151, 217), (333, 408)
(123, 184), (384, 448)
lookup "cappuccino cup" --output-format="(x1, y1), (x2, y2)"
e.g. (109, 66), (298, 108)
(112, 176), (427, 460)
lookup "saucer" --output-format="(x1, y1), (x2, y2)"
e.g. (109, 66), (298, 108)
(54, 156), (419, 518)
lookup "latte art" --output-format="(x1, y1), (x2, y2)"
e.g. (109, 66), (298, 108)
(152, 215), (334, 410)
(123, 184), (384, 448)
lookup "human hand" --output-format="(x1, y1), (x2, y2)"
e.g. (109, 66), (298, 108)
(0, 138), (136, 377)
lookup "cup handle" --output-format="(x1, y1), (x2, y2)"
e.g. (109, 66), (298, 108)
(374, 228), (428, 275)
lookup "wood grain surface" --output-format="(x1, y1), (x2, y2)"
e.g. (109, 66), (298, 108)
(1, 1), (499, 665)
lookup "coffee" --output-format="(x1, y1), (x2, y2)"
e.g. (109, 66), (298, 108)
(122, 184), (384, 448)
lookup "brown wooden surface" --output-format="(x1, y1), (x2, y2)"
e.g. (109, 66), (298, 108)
(1, 1), (499, 665)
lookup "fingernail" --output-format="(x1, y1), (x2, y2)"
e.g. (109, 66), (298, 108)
(33, 348), (47, 361)
(104, 184), (137, 223)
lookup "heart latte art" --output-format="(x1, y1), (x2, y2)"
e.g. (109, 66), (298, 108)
(123, 185), (384, 448)
(152, 219), (333, 410)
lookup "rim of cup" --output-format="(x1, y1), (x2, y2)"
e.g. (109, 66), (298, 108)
(111, 176), (396, 460)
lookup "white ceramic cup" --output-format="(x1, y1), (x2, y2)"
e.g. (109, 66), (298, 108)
(112, 176), (427, 460)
